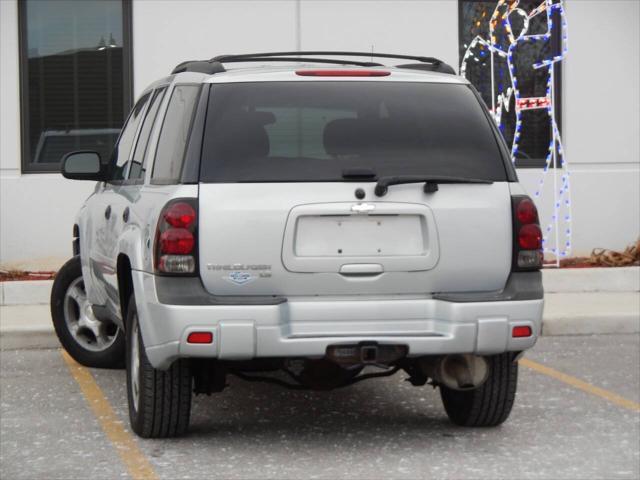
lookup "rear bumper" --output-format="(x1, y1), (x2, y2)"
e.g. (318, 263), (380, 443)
(132, 271), (543, 370)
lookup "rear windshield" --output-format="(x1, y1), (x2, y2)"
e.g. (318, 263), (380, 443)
(200, 81), (508, 182)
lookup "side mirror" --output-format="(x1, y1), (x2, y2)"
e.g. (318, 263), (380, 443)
(61, 151), (105, 181)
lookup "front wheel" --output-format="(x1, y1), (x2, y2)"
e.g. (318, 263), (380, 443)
(126, 294), (192, 438)
(440, 353), (518, 427)
(50, 256), (125, 368)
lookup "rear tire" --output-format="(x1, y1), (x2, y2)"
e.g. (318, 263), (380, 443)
(50, 256), (125, 368)
(440, 353), (518, 427)
(125, 294), (192, 438)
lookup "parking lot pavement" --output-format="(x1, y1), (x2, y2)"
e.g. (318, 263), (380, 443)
(1, 335), (639, 480)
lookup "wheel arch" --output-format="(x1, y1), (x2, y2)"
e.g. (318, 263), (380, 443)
(116, 254), (134, 327)
(115, 224), (146, 324)
(72, 224), (80, 256)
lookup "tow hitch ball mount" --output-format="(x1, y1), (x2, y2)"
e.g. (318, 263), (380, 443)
(326, 342), (408, 367)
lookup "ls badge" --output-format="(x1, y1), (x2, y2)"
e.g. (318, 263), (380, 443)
(225, 271), (255, 286)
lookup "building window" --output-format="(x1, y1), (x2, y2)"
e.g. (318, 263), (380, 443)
(18, 0), (132, 173)
(458, 0), (564, 168)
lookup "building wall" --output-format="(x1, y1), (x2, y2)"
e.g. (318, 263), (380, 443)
(1, 0), (638, 270)
(518, 0), (640, 258)
(0, 0), (97, 270)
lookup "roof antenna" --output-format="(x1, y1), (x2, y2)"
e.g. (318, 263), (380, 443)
(370, 45), (374, 63)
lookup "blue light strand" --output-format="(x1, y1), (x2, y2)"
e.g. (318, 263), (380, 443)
(460, 0), (572, 263)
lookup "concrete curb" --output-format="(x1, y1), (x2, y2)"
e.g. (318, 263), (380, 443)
(1, 291), (638, 350)
(542, 313), (640, 336)
(542, 266), (639, 293)
(1, 268), (638, 349)
(542, 292), (640, 336)
(1, 267), (638, 306)
(0, 280), (53, 306)
(0, 304), (58, 349)
(0, 331), (60, 350)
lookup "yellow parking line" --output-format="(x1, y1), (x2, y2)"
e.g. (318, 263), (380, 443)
(61, 350), (158, 480)
(520, 358), (640, 412)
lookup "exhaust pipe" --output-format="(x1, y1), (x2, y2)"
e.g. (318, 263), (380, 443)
(419, 354), (489, 391)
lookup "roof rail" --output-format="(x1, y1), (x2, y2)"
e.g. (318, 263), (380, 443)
(212, 51), (443, 64)
(171, 60), (225, 75)
(396, 62), (456, 75)
(170, 55), (380, 74)
(171, 51), (456, 75)
(216, 57), (384, 67)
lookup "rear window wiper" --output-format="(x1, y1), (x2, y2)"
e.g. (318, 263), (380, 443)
(374, 175), (493, 197)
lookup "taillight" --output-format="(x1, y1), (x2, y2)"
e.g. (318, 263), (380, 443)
(512, 195), (543, 270)
(155, 199), (197, 275)
(516, 198), (538, 224)
(160, 229), (194, 254)
(518, 224), (542, 250)
(163, 202), (196, 229)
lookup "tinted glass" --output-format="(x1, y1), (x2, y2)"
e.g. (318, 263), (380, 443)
(20, 0), (129, 172)
(201, 82), (507, 182)
(109, 93), (150, 181)
(129, 87), (167, 181)
(152, 85), (200, 183)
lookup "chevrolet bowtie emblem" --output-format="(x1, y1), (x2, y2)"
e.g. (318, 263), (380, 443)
(351, 203), (376, 214)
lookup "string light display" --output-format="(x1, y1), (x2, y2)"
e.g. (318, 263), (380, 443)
(460, 0), (570, 266)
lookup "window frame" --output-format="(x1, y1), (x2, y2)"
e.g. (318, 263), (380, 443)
(17, 0), (133, 174)
(107, 91), (152, 186)
(457, 0), (563, 169)
(198, 81), (514, 184)
(125, 86), (169, 185)
(150, 83), (202, 186)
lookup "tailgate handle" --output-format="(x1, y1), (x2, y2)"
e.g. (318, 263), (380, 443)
(339, 263), (384, 276)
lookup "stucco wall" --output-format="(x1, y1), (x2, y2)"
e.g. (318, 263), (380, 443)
(1, 0), (638, 270)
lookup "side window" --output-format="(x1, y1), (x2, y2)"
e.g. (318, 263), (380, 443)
(151, 85), (200, 184)
(128, 87), (167, 181)
(110, 92), (151, 181)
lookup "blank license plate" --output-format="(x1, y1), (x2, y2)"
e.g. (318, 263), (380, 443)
(294, 215), (425, 257)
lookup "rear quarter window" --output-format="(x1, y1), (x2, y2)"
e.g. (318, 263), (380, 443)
(129, 87), (167, 181)
(200, 81), (509, 183)
(151, 84), (201, 184)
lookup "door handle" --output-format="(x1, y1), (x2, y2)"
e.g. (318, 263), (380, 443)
(104, 205), (111, 220)
(122, 207), (130, 223)
(339, 263), (384, 276)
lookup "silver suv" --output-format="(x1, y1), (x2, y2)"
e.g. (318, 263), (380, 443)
(51, 52), (544, 438)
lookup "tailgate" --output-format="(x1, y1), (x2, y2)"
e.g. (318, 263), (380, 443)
(198, 182), (512, 297)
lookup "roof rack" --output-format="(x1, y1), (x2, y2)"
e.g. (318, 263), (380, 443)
(171, 51), (456, 75)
